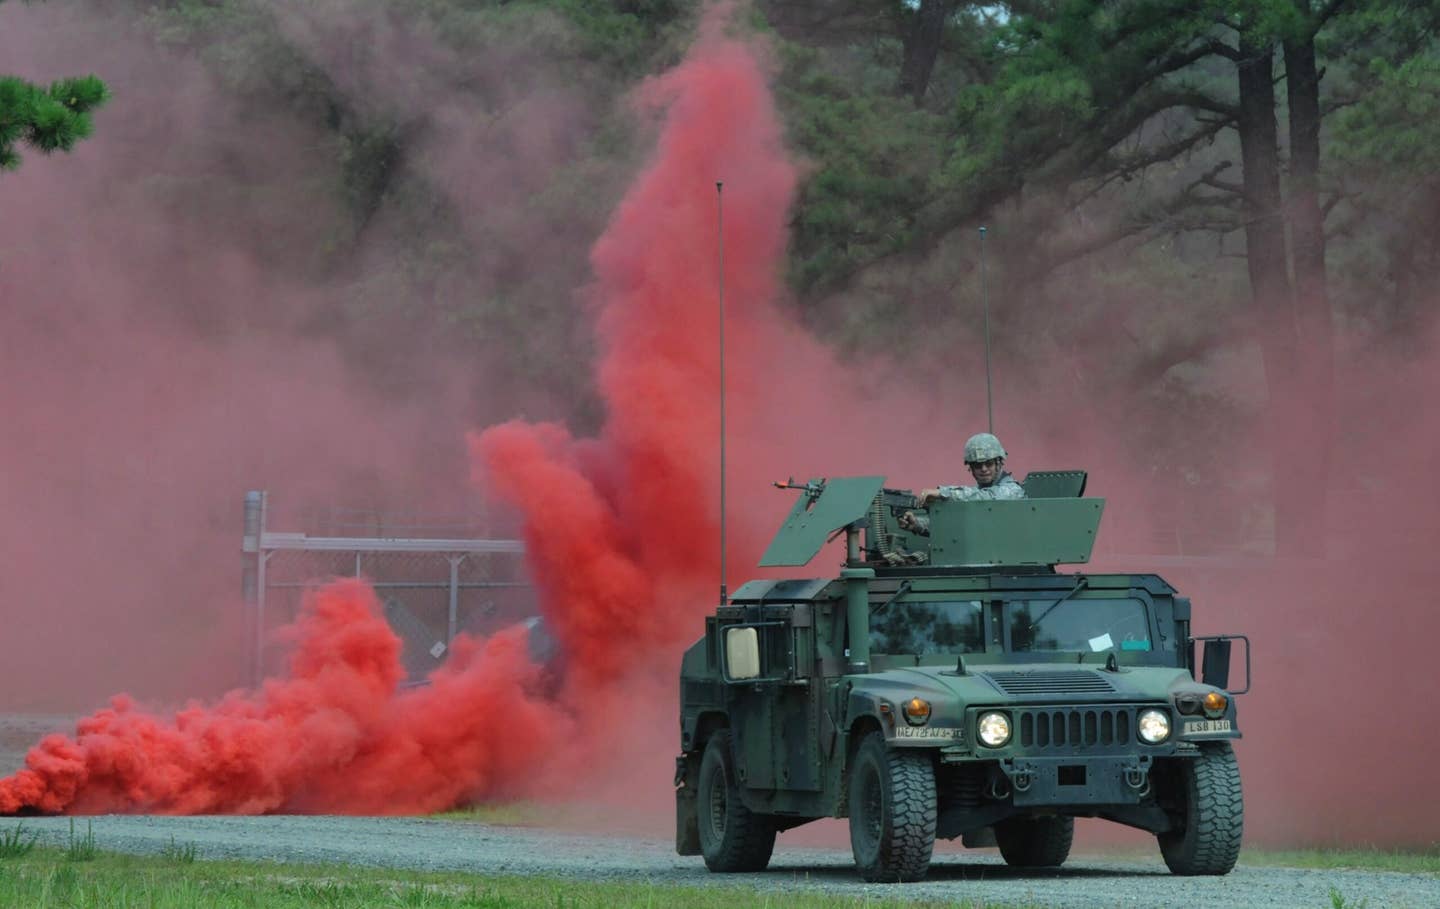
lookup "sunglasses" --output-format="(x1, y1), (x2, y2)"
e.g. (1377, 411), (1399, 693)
(966, 458), (1002, 470)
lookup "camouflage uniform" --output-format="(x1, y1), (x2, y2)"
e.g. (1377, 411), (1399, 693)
(908, 475), (1025, 535)
(908, 433), (1025, 534)
(935, 472), (1025, 502)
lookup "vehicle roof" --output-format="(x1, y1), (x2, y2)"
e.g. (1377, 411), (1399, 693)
(729, 572), (1177, 604)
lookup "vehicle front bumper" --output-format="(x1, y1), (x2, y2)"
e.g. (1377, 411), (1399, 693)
(998, 754), (1154, 806)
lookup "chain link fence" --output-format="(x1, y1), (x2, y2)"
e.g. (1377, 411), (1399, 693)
(241, 491), (532, 685)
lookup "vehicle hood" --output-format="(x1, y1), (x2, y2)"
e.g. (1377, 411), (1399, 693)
(858, 663), (1192, 707)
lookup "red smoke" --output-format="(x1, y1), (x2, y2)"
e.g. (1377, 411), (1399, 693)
(0, 0), (511, 709)
(0, 581), (561, 813)
(0, 3), (795, 816)
(5, 0), (1440, 852)
(474, 6), (797, 696)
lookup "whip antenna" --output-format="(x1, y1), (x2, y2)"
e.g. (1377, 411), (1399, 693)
(980, 225), (994, 434)
(717, 181), (728, 606)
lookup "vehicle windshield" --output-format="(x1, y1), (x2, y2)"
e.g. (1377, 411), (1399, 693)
(870, 599), (985, 655)
(1009, 597), (1152, 653)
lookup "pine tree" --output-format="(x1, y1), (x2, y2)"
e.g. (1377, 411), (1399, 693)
(0, 74), (110, 172)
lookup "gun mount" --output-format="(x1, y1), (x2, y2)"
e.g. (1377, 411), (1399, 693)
(760, 472), (1103, 570)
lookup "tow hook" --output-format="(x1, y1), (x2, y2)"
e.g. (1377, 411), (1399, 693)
(1001, 758), (1034, 793)
(1124, 755), (1153, 795)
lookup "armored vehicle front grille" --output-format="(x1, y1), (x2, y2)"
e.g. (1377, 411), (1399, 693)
(984, 670), (1116, 695)
(1016, 707), (1132, 749)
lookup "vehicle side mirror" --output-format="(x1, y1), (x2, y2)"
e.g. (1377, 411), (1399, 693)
(1201, 638), (1231, 689)
(1191, 634), (1251, 694)
(724, 627), (761, 681)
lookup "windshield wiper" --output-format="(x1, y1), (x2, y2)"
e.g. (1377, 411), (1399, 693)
(1028, 577), (1088, 630)
(873, 580), (913, 614)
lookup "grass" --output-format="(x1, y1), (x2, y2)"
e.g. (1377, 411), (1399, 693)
(62, 818), (97, 862)
(0, 844), (1037, 909)
(1328, 886), (1370, 909)
(433, 801), (626, 830)
(433, 801), (562, 827)
(0, 824), (37, 858)
(159, 836), (200, 864)
(1240, 845), (1440, 875)
(0, 823), (1432, 908)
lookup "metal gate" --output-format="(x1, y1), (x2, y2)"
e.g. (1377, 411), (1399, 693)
(240, 491), (531, 684)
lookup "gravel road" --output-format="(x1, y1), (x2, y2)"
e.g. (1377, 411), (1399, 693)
(3, 814), (1435, 909)
(2, 718), (1432, 907)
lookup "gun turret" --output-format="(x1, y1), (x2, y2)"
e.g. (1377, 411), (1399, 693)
(762, 473), (1104, 570)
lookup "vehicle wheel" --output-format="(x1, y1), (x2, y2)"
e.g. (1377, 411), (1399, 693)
(848, 731), (936, 882)
(1157, 742), (1244, 875)
(995, 815), (1074, 868)
(697, 730), (775, 872)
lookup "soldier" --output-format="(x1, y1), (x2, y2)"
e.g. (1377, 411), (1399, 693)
(899, 432), (1024, 535)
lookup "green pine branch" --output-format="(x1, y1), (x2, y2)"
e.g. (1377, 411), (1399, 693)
(0, 74), (111, 172)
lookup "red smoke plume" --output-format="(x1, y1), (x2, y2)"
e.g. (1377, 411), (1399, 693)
(0, 581), (561, 814)
(474, 6), (796, 696)
(0, 4), (794, 815)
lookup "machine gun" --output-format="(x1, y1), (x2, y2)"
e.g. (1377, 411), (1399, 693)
(772, 477), (826, 501)
(868, 488), (925, 566)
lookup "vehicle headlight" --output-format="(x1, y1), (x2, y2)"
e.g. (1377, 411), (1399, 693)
(902, 697), (931, 726)
(977, 711), (1011, 747)
(1138, 709), (1172, 744)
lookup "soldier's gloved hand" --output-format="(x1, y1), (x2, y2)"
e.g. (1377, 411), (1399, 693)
(899, 511), (920, 532)
(915, 487), (942, 506)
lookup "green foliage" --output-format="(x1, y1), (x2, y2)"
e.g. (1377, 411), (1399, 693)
(160, 837), (199, 864)
(0, 825), (38, 859)
(1334, 54), (1440, 173)
(945, 0), (1220, 193)
(776, 42), (950, 295)
(1328, 886), (1370, 909)
(62, 819), (97, 863)
(1243, 844), (1440, 873)
(0, 73), (110, 171)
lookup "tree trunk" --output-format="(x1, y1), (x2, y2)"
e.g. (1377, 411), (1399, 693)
(1236, 35), (1311, 557)
(1283, 22), (1334, 554)
(898, 0), (956, 105)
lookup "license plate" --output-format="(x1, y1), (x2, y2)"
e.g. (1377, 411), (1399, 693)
(1184, 719), (1233, 735)
(894, 726), (962, 741)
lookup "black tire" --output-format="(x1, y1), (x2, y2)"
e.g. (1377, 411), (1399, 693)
(1158, 742), (1244, 875)
(995, 815), (1074, 868)
(697, 730), (776, 872)
(848, 731), (937, 882)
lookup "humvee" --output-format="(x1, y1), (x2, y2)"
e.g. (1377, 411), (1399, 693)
(675, 473), (1248, 881)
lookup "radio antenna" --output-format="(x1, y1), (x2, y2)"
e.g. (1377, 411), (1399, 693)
(979, 225), (994, 434)
(717, 181), (728, 606)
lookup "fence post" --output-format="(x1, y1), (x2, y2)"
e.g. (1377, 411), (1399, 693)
(243, 490), (269, 687)
(447, 555), (466, 644)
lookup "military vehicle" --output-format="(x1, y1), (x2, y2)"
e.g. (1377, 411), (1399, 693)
(674, 473), (1248, 881)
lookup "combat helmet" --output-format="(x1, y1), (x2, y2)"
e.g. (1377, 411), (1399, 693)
(963, 432), (1006, 464)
